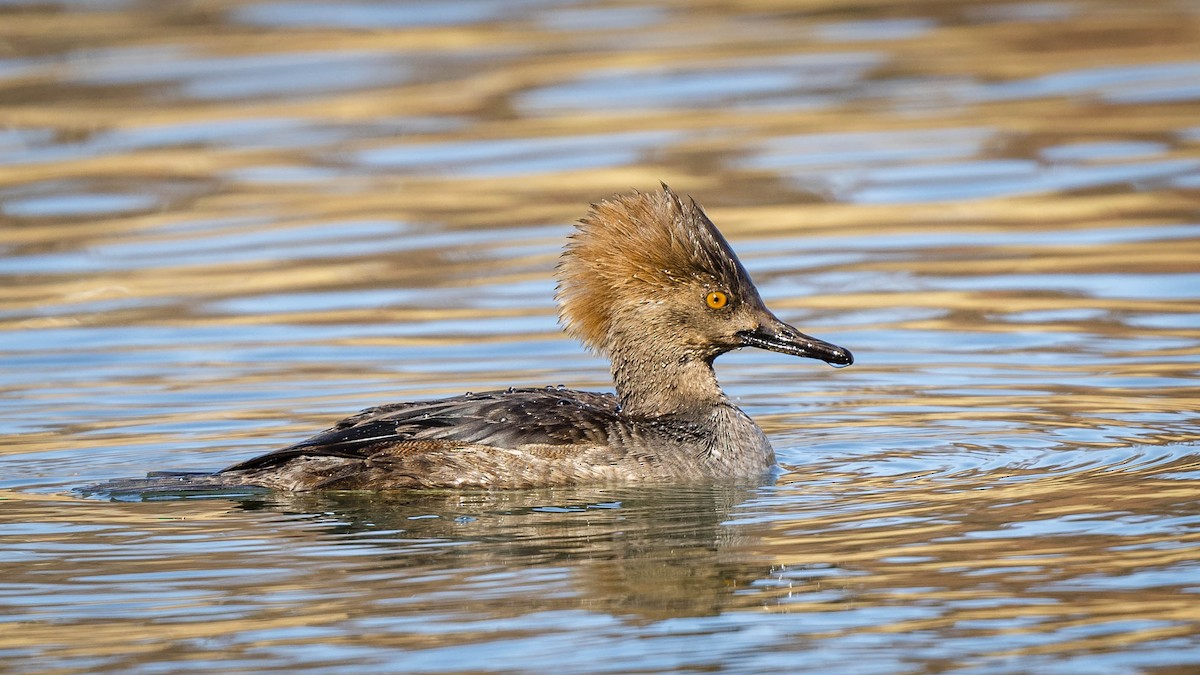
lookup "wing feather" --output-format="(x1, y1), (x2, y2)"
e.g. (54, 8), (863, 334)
(221, 388), (621, 474)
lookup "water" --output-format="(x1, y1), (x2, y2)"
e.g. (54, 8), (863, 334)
(2, 0), (1199, 671)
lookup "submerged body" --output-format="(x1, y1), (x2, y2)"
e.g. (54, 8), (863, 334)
(105, 186), (851, 493)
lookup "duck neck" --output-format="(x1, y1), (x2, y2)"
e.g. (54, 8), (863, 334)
(607, 334), (727, 419)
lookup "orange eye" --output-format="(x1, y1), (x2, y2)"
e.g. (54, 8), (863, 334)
(705, 291), (728, 309)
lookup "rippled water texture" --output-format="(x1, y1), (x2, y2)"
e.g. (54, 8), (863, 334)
(2, 0), (1199, 672)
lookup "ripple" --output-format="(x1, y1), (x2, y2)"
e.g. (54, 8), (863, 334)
(67, 47), (413, 101)
(815, 18), (935, 42)
(1, 192), (158, 218)
(518, 53), (883, 112)
(357, 130), (682, 177)
(232, 1), (518, 28)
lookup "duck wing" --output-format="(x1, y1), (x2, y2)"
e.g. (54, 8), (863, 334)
(220, 388), (622, 474)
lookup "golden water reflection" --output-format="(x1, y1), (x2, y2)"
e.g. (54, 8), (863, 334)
(1, 0), (1199, 671)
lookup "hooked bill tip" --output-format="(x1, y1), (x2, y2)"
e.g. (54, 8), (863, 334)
(828, 348), (853, 368)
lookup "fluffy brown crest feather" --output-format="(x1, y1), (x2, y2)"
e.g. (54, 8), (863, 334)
(555, 185), (751, 356)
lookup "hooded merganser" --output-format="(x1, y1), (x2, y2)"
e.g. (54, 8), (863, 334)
(136, 186), (853, 491)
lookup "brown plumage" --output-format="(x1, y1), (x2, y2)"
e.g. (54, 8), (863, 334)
(557, 187), (748, 359)
(91, 185), (852, 495)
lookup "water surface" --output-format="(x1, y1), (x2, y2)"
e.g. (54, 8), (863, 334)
(2, 0), (1199, 672)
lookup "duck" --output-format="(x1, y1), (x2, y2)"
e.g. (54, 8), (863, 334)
(126, 185), (852, 492)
